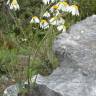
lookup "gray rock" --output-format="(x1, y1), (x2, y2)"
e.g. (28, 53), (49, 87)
(3, 84), (19, 96)
(54, 15), (96, 71)
(35, 15), (96, 96)
(31, 84), (62, 96)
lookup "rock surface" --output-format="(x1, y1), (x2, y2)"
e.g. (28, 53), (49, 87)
(35, 15), (96, 96)
(3, 84), (19, 96)
(3, 15), (96, 96)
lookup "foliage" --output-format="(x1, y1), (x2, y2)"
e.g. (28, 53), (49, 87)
(0, 0), (77, 79)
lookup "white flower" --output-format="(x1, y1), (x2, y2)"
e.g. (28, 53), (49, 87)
(42, 0), (50, 5)
(50, 17), (65, 26)
(50, 5), (59, 13)
(10, 0), (20, 11)
(57, 1), (69, 12)
(57, 25), (66, 32)
(43, 11), (50, 18)
(7, 0), (10, 5)
(4, 89), (7, 95)
(30, 16), (40, 24)
(68, 5), (79, 16)
(40, 19), (49, 29)
(49, 17), (57, 25)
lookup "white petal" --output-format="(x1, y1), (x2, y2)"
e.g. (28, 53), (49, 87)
(42, 0), (50, 5)
(57, 25), (66, 32)
(16, 4), (20, 10)
(50, 18), (57, 25)
(7, 0), (10, 5)
(43, 11), (50, 18)
(57, 25), (63, 31)
(40, 21), (49, 29)
(35, 18), (40, 23)
(10, 4), (13, 9)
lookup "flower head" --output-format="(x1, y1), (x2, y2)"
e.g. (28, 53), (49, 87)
(50, 17), (65, 26)
(40, 19), (49, 29)
(57, 25), (66, 32)
(7, 0), (10, 5)
(68, 5), (79, 16)
(30, 16), (40, 24)
(57, 1), (69, 12)
(50, 5), (59, 13)
(43, 11), (51, 18)
(10, 0), (20, 11)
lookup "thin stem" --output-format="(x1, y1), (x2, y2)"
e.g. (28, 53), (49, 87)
(27, 55), (31, 94)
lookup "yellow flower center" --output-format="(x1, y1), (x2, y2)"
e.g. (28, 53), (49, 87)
(11, 0), (17, 5)
(52, 5), (59, 10)
(32, 16), (38, 19)
(72, 5), (78, 9)
(41, 19), (47, 24)
(62, 2), (68, 6)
